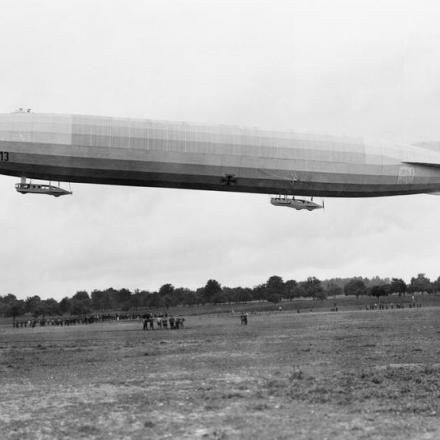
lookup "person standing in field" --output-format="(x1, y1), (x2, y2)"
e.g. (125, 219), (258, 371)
(169, 316), (175, 329)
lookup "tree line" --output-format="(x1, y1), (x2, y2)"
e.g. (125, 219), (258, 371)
(1, 273), (439, 318)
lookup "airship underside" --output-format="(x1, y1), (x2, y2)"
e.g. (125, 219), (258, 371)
(1, 112), (440, 198)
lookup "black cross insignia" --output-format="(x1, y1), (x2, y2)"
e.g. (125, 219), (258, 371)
(221, 174), (237, 186)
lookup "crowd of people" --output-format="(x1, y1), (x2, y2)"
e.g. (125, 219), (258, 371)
(142, 313), (185, 330)
(11, 312), (190, 330)
(12, 313), (140, 328)
(365, 302), (422, 310)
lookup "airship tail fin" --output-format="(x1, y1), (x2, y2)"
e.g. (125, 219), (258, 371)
(404, 161), (440, 168)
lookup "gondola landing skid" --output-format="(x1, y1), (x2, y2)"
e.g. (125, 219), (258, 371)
(15, 178), (72, 197)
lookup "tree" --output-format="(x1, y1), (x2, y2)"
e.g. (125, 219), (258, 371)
(326, 282), (342, 298)
(344, 279), (367, 298)
(315, 290), (328, 301)
(203, 279), (222, 302)
(159, 284), (175, 297)
(390, 278), (407, 296)
(368, 276), (391, 287)
(130, 291), (143, 310)
(117, 288), (132, 309)
(5, 300), (25, 320)
(212, 291), (228, 304)
(267, 292), (282, 304)
(70, 300), (91, 316)
(292, 285), (307, 298)
(432, 276), (440, 294)
(145, 292), (164, 308)
(300, 277), (323, 299)
(163, 295), (176, 309)
(59, 297), (71, 314)
(183, 291), (199, 306)
(91, 290), (111, 310)
(172, 288), (193, 305)
(252, 284), (267, 302)
(195, 287), (206, 305)
(235, 288), (253, 303)
(266, 276), (285, 297)
(284, 280), (298, 301)
(71, 290), (91, 315)
(409, 273), (432, 293)
(35, 298), (60, 316)
(73, 291), (89, 301)
(2, 294), (18, 304)
(103, 288), (120, 309)
(25, 295), (41, 314)
(370, 285), (388, 303)
(158, 285), (181, 309)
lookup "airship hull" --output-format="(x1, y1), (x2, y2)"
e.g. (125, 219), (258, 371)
(1, 112), (440, 197)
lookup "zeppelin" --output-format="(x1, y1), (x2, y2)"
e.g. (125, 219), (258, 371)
(1, 110), (440, 202)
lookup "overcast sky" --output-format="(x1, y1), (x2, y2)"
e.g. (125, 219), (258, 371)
(1, 0), (440, 300)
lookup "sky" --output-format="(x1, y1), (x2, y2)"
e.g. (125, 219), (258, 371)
(1, 0), (440, 300)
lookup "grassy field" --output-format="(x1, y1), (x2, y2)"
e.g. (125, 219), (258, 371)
(1, 307), (440, 439)
(161, 292), (438, 316)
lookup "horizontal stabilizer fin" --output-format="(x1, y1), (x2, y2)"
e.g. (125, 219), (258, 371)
(404, 161), (440, 169)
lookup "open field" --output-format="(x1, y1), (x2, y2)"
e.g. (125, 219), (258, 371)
(1, 308), (440, 439)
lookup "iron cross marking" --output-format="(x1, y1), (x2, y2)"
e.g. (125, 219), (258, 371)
(221, 174), (237, 186)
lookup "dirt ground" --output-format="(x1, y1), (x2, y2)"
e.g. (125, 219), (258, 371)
(1, 308), (440, 439)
